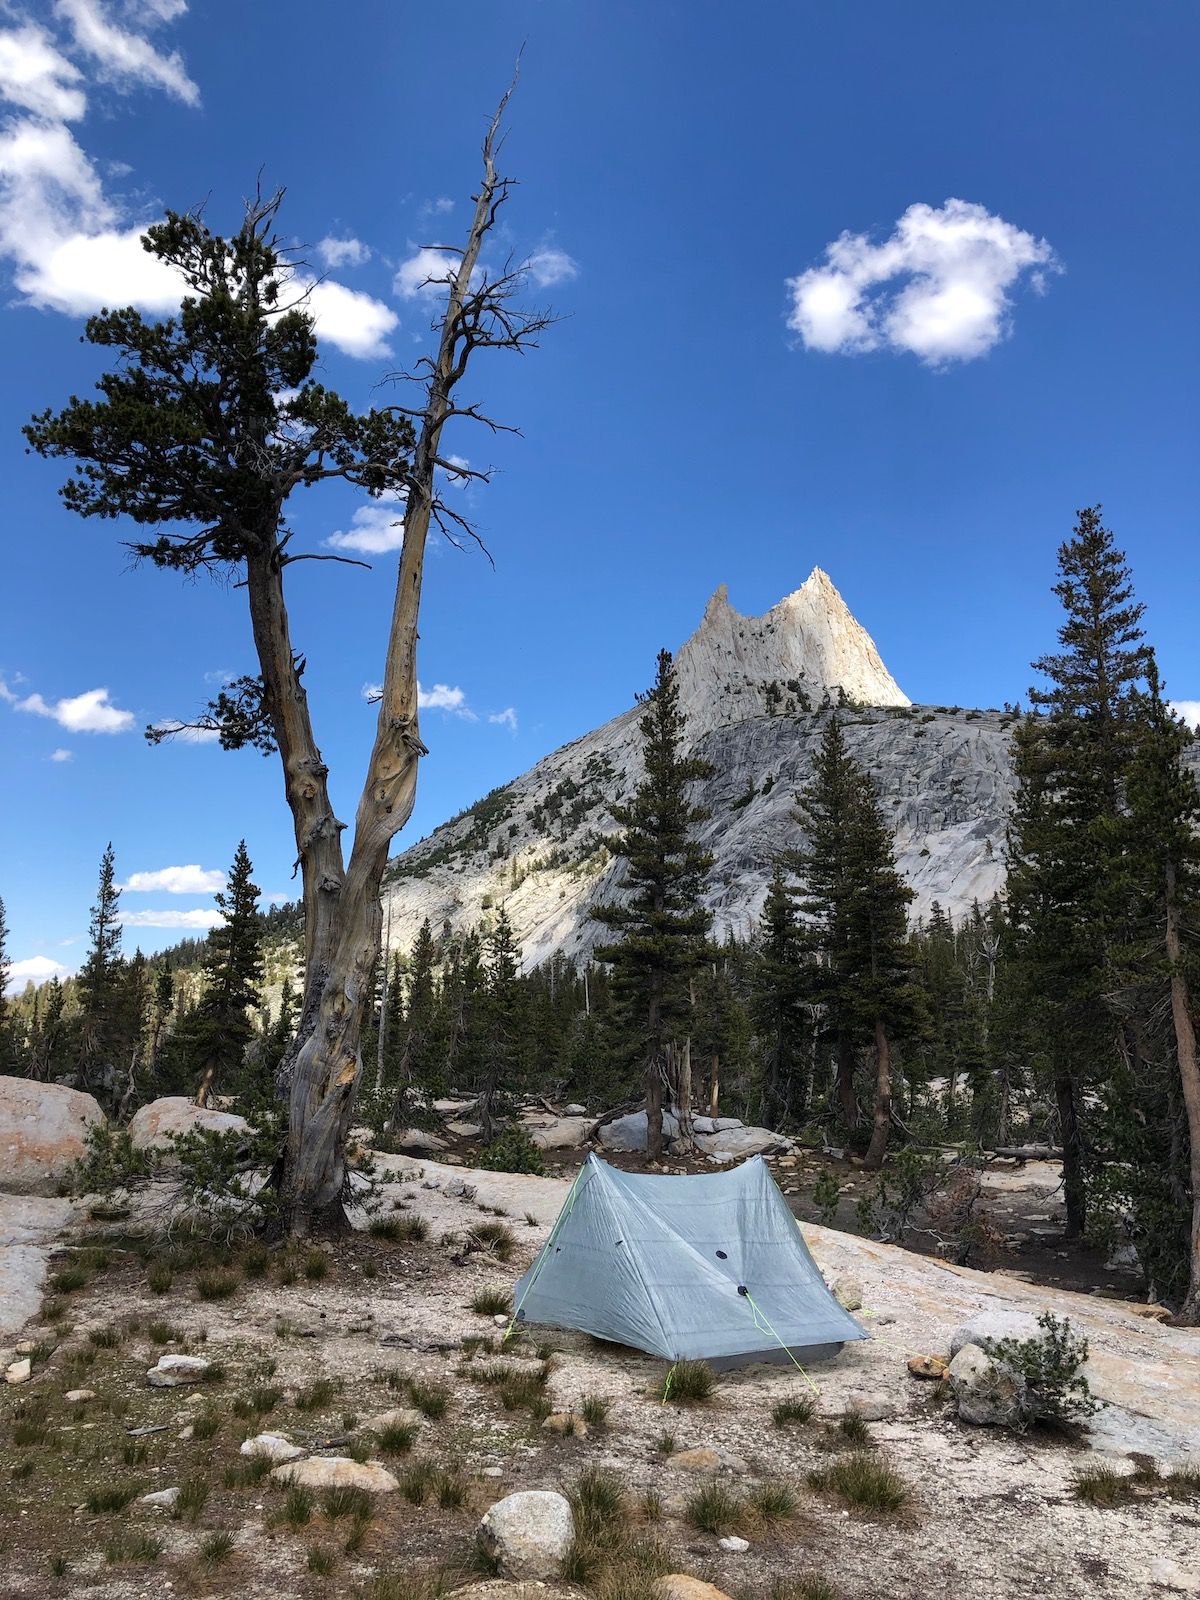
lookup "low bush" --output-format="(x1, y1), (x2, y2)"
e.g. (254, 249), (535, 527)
(984, 1313), (1099, 1429)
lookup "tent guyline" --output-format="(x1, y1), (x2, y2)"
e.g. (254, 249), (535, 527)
(509, 1154), (866, 1370)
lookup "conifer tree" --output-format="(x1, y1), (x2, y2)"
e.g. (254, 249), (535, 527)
(750, 865), (809, 1127)
(185, 841), (264, 1106)
(76, 843), (124, 1103)
(480, 907), (523, 1141)
(594, 650), (715, 1159)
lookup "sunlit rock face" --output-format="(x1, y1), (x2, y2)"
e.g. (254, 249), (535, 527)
(378, 571), (1090, 969)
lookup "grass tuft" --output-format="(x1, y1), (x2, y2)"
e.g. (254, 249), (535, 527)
(406, 1377), (450, 1419)
(85, 1481), (141, 1514)
(773, 1394), (816, 1427)
(322, 1484), (373, 1522)
(685, 1479), (745, 1536)
(838, 1411), (872, 1446)
(808, 1452), (909, 1512)
(294, 1377), (338, 1412)
(174, 1474), (210, 1523)
(660, 1358), (714, 1404)
(195, 1268), (239, 1302)
(375, 1420), (419, 1455)
(303, 1249), (329, 1281)
(198, 1530), (235, 1567)
(468, 1220), (516, 1261)
(103, 1529), (162, 1564)
(748, 1479), (799, 1527)
(146, 1262), (173, 1295)
(470, 1286), (511, 1316)
(308, 1545), (337, 1574)
(579, 1393), (612, 1427)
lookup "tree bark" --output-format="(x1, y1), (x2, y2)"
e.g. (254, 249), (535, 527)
(646, 1054), (664, 1163)
(836, 1028), (858, 1130)
(863, 1018), (892, 1169)
(1056, 1069), (1086, 1240)
(1165, 861), (1200, 1323)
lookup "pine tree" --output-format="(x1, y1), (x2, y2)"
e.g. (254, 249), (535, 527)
(594, 650), (715, 1160)
(1008, 508), (1153, 1236)
(76, 843), (124, 1104)
(750, 865), (809, 1127)
(480, 907), (523, 1141)
(185, 841), (264, 1106)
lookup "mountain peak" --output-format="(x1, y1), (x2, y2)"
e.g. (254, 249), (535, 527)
(674, 571), (909, 736)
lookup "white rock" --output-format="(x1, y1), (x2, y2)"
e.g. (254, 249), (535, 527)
(5, 1357), (31, 1385)
(240, 1432), (304, 1464)
(270, 1456), (399, 1493)
(139, 1487), (180, 1509)
(128, 1096), (250, 1157)
(950, 1309), (1044, 1358)
(563, 1104), (587, 1117)
(0, 1078), (106, 1197)
(478, 1488), (575, 1580)
(64, 1389), (96, 1403)
(693, 1126), (790, 1159)
(397, 1127), (449, 1154)
(948, 1342), (1027, 1429)
(1148, 1558), (1200, 1594)
(446, 1120), (483, 1138)
(526, 1116), (592, 1151)
(599, 1111), (680, 1152)
(146, 1353), (211, 1387)
(718, 1535), (750, 1553)
(369, 1407), (423, 1433)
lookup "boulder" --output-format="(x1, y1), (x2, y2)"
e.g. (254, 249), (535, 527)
(948, 1342), (1028, 1428)
(128, 1097), (250, 1157)
(598, 1111), (679, 1152)
(5, 1357), (31, 1385)
(907, 1354), (949, 1381)
(832, 1276), (864, 1312)
(0, 1077), (105, 1196)
(478, 1489), (575, 1580)
(271, 1456), (399, 1493)
(563, 1103), (587, 1117)
(64, 1388), (96, 1403)
(146, 1353), (211, 1387)
(691, 1116), (744, 1134)
(655, 1580), (736, 1600)
(139, 1487), (181, 1509)
(693, 1126), (790, 1159)
(949, 1310), (1041, 1359)
(240, 1432), (304, 1464)
(446, 1121), (484, 1139)
(525, 1117), (592, 1151)
(433, 1098), (478, 1117)
(398, 1128), (450, 1154)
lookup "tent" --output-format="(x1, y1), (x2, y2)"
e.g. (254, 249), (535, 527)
(510, 1153), (866, 1368)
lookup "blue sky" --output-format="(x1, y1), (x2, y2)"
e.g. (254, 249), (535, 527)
(1, 1), (1197, 986)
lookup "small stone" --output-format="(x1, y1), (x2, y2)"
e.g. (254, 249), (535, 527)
(655, 1578), (736, 1600)
(718, 1535), (750, 1553)
(177, 1426), (194, 1440)
(542, 1412), (588, 1439)
(64, 1388), (96, 1403)
(493, 1314), (509, 1328)
(670, 1447), (722, 1472)
(847, 1394), (890, 1421)
(240, 1432), (304, 1464)
(369, 1407), (423, 1433)
(478, 1489), (575, 1580)
(271, 1456), (399, 1493)
(948, 1343), (1028, 1429)
(907, 1354), (949, 1381)
(139, 1487), (180, 1509)
(832, 1277), (863, 1311)
(4, 1358), (31, 1385)
(482, 1465), (504, 1478)
(563, 1104), (587, 1117)
(147, 1353), (210, 1388)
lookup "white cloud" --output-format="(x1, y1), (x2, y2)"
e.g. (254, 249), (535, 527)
(122, 865), (224, 894)
(5, 954), (71, 992)
(419, 682), (474, 717)
(361, 681), (382, 701)
(418, 196), (454, 218)
(122, 906), (223, 930)
(786, 198), (1058, 366)
(53, 0), (199, 106)
(17, 685), (134, 733)
(49, 747), (73, 761)
(525, 246), (577, 287)
(1170, 700), (1200, 730)
(394, 246), (457, 299)
(0, 23), (87, 119)
(296, 275), (395, 359)
(489, 706), (518, 732)
(149, 718), (220, 743)
(0, 675), (20, 704)
(327, 491), (407, 554)
(316, 235), (370, 270)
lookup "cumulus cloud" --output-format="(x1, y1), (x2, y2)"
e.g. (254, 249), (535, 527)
(49, 747), (72, 761)
(16, 685), (134, 733)
(122, 865), (224, 894)
(1170, 700), (1200, 730)
(5, 954), (71, 992)
(326, 491), (407, 555)
(0, 5), (395, 358)
(525, 246), (577, 287)
(122, 906), (224, 930)
(786, 198), (1058, 366)
(316, 235), (369, 270)
(419, 682), (474, 718)
(393, 246), (458, 299)
(489, 706), (518, 732)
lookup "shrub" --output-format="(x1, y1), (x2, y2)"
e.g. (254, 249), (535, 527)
(811, 1168), (841, 1225)
(774, 1394), (816, 1427)
(471, 1286), (511, 1316)
(660, 1359), (713, 1404)
(478, 1125), (546, 1175)
(808, 1452), (909, 1512)
(984, 1313), (1099, 1429)
(685, 1479), (744, 1535)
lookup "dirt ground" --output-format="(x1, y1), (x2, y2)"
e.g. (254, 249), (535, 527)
(1, 1151), (1197, 1600)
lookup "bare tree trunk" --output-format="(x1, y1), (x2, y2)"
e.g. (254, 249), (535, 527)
(275, 91), (544, 1233)
(1056, 1069), (1086, 1240)
(1165, 862), (1200, 1323)
(863, 1018), (892, 1169)
(646, 1054), (664, 1163)
(374, 904), (392, 1097)
(836, 1028), (858, 1130)
(709, 1052), (719, 1118)
(665, 1037), (694, 1146)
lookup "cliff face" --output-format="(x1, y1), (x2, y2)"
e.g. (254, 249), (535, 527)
(381, 569), (1025, 968)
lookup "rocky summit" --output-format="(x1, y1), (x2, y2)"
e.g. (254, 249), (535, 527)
(382, 568), (1028, 968)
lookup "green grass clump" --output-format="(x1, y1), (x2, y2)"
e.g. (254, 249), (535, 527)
(661, 1359), (714, 1404)
(398, 1459), (436, 1505)
(146, 1320), (179, 1345)
(1074, 1466), (1128, 1506)
(146, 1262), (173, 1295)
(192, 1407), (221, 1441)
(51, 1266), (88, 1294)
(322, 1484), (373, 1522)
(375, 1420), (419, 1455)
(308, 1545), (337, 1575)
(685, 1479), (745, 1536)
(362, 1570), (457, 1600)
(272, 1484), (313, 1528)
(198, 1530), (235, 1567)
(407, 1377), (450, 1419)
(88, 1326), (121, 1349)
(195, 1268), (239, 1302)
(303, 1249), (330, 1280)
(838, 1411), (872, 1446)
(808, 1452), (909, 1512)
(224, 1455), (272, 1489)
(371, 1214), (428, 1243)
(579, 1393), (612, 1427)
(771, 1578), (844, 1600)
(1167, 1465), (1200, 1501)
(773, 1394), (816, 1427)
(469, 1220), (516, 1261)
(85, 1481), (141, 1514)
(748, 1479), (799, 1527)
(656, 1430), (676, 1455)
(470, 1286), (511, 1316)
(174, 1474), (210, 1523)
(294, 1377), (338, 1412)
(498, 1369), (551, 1417)
(240, 1242), (271, 1279)
(103, 1529), (162, 1564)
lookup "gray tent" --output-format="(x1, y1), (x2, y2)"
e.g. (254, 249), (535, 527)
(511, 1153), (866, 1368)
